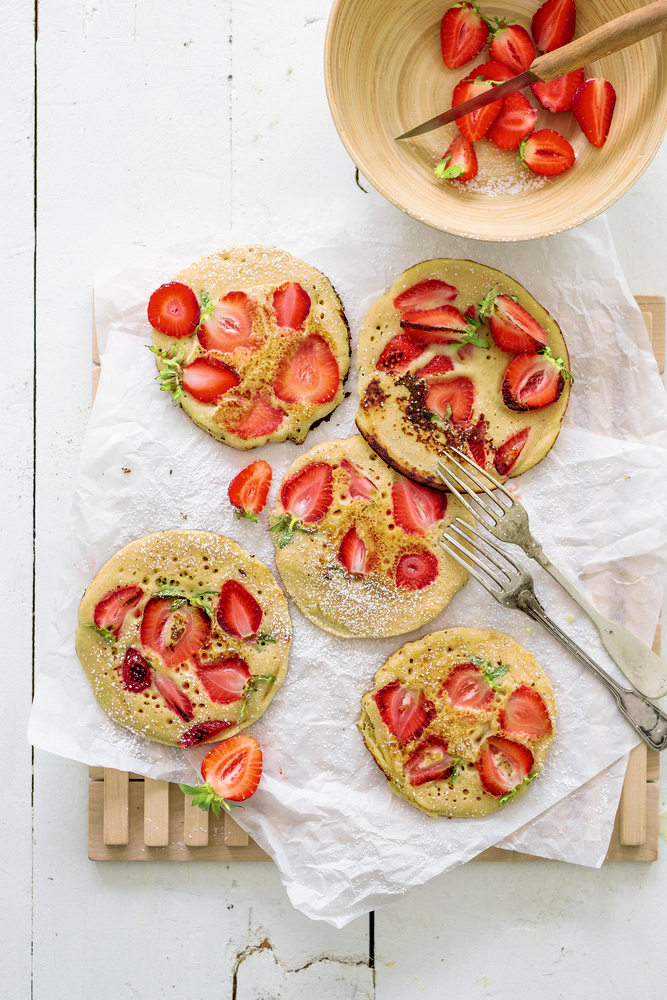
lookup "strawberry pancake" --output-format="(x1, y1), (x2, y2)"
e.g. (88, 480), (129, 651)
(356, 260), (571, 491)
(359, 628), (557, 818)
(270, 435), (473, 638)
(148, 245), (350, 449)
(75, 530), (291, 747)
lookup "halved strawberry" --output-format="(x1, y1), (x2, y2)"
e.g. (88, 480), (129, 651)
(571, 78), (616, 148)
(488, 22), (535, 74)
(154, 673), (194, 722)
(280, 462), (333, 522)
(196, 655), (251, 704)
(272, 281), (311, 329)
(338, 525), (369, 575)
(531, 0), (576, 53)
(394, 279), (458, 311)
(500, 685), (552, 739)
(488, 295), (549, 353)
(274, 334), (340, 404)
(440, 2), (488, 69)
(228, 460), (272, 519)
(462, 60), (514, 83)
(147, 282), (200, 339)
(392, 477), (447, 536)
(181, 356), (240, 403)
(518, 129), (575, 176)
(400, 304), (469, 337)
(340, 459), (376, 500)
(179, 720), (235, 748)
(94, 585), (144, 637)
(425, 376), (474, 423)
(140, 597), (211, 668)
(434, 135), (478, 183)
(502, 353), (564, 410)
(532, 68), (584, 112)
(120, 647), (152, 692)
(198, 291), (257, 354)
(415, 355), (454, 378)
(201, 734), (263, 800)
(493, 427), (530, 476)
(441, 664), (493, 710)
(216, 580), (263, 640)
(403, 736), (452, 786)
(376, 334), (425, 373)
(486, 93), (537, 150)
(227, 394), (285, 440)
(476, 736), (534, 796)
(452, 78), (503, 143)
(374, 679), (436, 742)
(395, 551), (439, 590)
(467, 416), (487, 468)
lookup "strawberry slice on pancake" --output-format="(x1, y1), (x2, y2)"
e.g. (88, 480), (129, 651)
(179, 720), (235, 748)
(198, 291), (259, 355)
(488, 294), (549, 353)
(154, 672), (195, 722)
(148, 282), (200, 339)
(426, 376), (474, 424)
(392, 477), (447, 536)
(94, 585), (144, 638)
(181, 356), (240, 403)
(502, 353), (565, 411)
(337, 525), (370, 575)
(395, 551), (439, 590)
(374, 679), (436, 743)
(120, 647), (152, 693)
(227, 394), (285, 440)
(477, 736), (534, 797)
(216, 580), (263, 640)
(280, 462), (333, 523)
(272, 281), (311, 329)
(493, 428), (530, 477)
(403, 736), (452, 786)
(441, 664), (493, 710)
(376, 335), (425, 374)
(140, 596), (211, 668)
(196, 654), (251, 704)
(274, 334), (339, 404)
(500, 685), (552, 739)
(340, 459), (376, 500)
(394, 280), (458, 311)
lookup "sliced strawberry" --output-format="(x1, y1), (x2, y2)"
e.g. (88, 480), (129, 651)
(502, 353), (564, 410)
(501, 685), (552, 740)
(457, 342), (474, 362)
(532, 68), (584, 112)
(425, 376), (474, 423)
(340, 459), (376, 500)
(477, 736), (534, 796)
(440, 2), (488, 69)
(180, 720), (235, 748)
(181, 356), (240, 403)
(395, 551), (439, 590)
(403, 736), (452, 786)
(198, 291), (257, 354)
(140, 597), (211, 668)
(201, 734), (263, 800)
(488, 23), (535, 74)
(196, 654), (251, 704)
(519, 129), (575, 176)
(400, 304), (469, 337)
(441, 664), (494, 710)
(467, 416), (487, 468)
(462, 60), (514, 83)
(392, 477), (447, 536)
(154, 673), (194, 722)
(374, 679), (436, 742)
(147, 282), (200, 339)
(216, 580), (263, 640)
(228, 460), (272, 518)
(531, 0), (576, 53)
(94, 585), (144, 637)
(272, 281), (311, 329)
(227, 394), (285, 440)
(394, 279), (458, 311)
(120, 647), (152, 692)
(434, 134), (478, 183)
(376, 334), (425, 373)
(415, 355), (454, 378)
(338, 525), (369, 575)
(280, 462), (333, 522)
(488, 295), (549, 353)
(274, 334), (340, 404)
(494, 427), (530, 477)
(452, 78), (503, 143)
(571, 78), (616, 148)
(486, 93), (537, 150)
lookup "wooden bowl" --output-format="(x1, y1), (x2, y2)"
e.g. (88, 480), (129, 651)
(324, 0), (667, 241)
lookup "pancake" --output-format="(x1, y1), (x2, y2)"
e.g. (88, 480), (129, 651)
(150, 245), (351, 449)
(359, 628), (557, 818)
(355, 259), (570, 490)
(75, 529), (291, 747)
(269, 435), (472, 638)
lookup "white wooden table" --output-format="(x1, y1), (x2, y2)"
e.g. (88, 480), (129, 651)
(3, 2), (666, 996)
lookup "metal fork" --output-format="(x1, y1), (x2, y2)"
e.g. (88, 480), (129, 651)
(440, 519), (667, 752)
(436, 450), (667, 701)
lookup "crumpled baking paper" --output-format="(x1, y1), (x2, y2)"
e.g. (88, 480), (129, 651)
(29, 205), (667, 926)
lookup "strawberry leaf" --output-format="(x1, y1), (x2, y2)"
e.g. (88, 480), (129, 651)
(470, 655), (510, 689)
(148, 344), (186, 406)
(194, 289), (216, 333)
(498, 767), (542, 807)
(448, 757), (466, 786)
(84, 623), (116, 644)
(153, 587), (218, 620)
(269, 512), (316, 548)
(539, 345), (574, 384)
(178, 779), (245, 814)
(233, 508), (259, 523)
(434, 155), (465, 181)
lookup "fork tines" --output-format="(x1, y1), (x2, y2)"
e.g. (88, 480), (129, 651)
(439, 517), (527, 599)
(436, 448), (514, 528)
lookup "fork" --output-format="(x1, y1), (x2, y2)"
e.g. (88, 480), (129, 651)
(436, 450), (667, 701)
(439, 518), (667, 752)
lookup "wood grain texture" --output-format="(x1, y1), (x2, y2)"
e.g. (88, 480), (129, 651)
(143, 778), (170, 847)
(103, 769), (129, 845)
(620, 744), (647, 845)
(637, 295), (666, 373)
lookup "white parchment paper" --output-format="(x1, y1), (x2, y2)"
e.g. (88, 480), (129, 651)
(30, 205), (667, 925)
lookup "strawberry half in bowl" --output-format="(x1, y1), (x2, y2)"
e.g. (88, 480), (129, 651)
(324, 0), (667, 240)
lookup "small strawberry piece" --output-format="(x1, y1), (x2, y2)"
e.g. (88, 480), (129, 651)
(400, 304), (469, 337)
(452, 79), (503, 143)
(376, 334), (425, 373)
(120, 648), (152, 693)
(519, 129), (575, 176)
(487, 93), (537, 150)
(216, 580), (263, 640)
(140, 597), (211, 668)
(374, 679), (436, 742)
(532, 68), (584, 112)
(440, 2), (488, 69)
(196, 655), (251, 704)
(500, 685), (552, 740)
(338, 525), (369, 575)
(94, 585), (144, 637)
(441, 664), (494, 710)
(181, 356), (240, 404)
(434, 135), (478, 183)
(201, 734), (263, 801)
(392, 477), (447, 536)
(462, 60), (514, 83)
(425, 376), (474, 423)
(403, 736), (452, 786)
(489, 295), (549, 353)
(274, 334), (340, 404)
(477, 736), (534, 796)
(457, 342), (474, 362)
(273, 281), (311, 329)
(228, 460), (272, 518)
(571, 77), (616, 148)
(467, 416), (487, 468)
(489, 23), (535, 75)
(228, 394), (284, 440)
(154, 673), (194, 722)
(502, 353), (564, 411)
(494, 427), (530, 477)
(395, 551), (439, 590)
(280, 462), (333, 522)
(147, 282), (200, 339)
(531, 0), (576, 53)
(415, 355), (455, 378)
(179, 720), (235, 748)
(394, 279), (458, 311)
(198, 291), (257, 354)
(341, 459), (376, 500)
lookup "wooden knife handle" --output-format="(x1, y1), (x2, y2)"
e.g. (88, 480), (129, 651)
(531, 0), (667, 82)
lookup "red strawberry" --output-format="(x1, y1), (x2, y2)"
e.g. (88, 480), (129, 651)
(147, 282), (200, 339)
(274, 334), (340, 404)
(227, 394), (285, 440)
(374, 679), (436, 742)
(441, 664), (493, 710)
(457, 342), (474, 362)
(415, 355), (454, 378)
(467, 416), (487, 468)
(488, 295), (549, 353)
(440, 2), (488, 69)
(571, 77), (616, 148)
(272, 281), (311, 329)
(120, 647), (152, 692)
(518, 129), (575, 176)
(181, 356), (240, 403)
(488, 22), (535, 74)
(94, 585), (144, 637)
(140, 597), (211, 668)
(394, 279), (458, 311)
(452, 79), (503, 143)
(531, 0), (576, 53)
(228, 460), (272, 519)
(502, 353), (565, 410)
(493, 427), (530, 477)
(179, 720), (235, 748)
(462, 60), (514, 83)
(154, 673), (194, 722)
(500, 685), (553, 739)
(280, 462), (333, 522)
(434, 135), (478, 183)
(198, 291), (257, 354)
(376, 334), (425, 373)
(341, 459), (376, 500)
(400, 304), (469, 337)
(201, 734), (263, 800)
(532, 68), (584, 112)
(216, 580), (263, 640)
(425, 376), (474, 423)
(338, 525), (369, 575)
(196, 655), (251, 704)
(403, 736), (452, 786)
(392, 477), (447, 536)
(487, 93), (537, 150)
(477, 736), (534, 796)
(395, 551), (439, 590)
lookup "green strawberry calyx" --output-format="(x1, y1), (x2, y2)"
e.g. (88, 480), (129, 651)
(84, 623), (116, 644)
(448, 757), (466, 786)
(148, 344), (186, 406)
(469, 655), (510, 689)
(434, 154), (466, 182)
(269, 512), (316, 548)
(194, 289), (216, 334)
(178, 778), (244, 816)
(539, 345), (574, 384)
(153, 587), (219, 621)
(498, 768), (542, 807)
